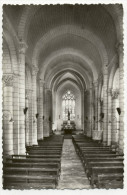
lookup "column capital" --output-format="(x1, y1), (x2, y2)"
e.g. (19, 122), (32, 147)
(2, 74), (14, 87)
(85, 90), (90, 95)
(89, 81), (93, 89)
(98, 98), (103, 105)
(93, 80), (98, 88)
(98, 74), (103, 82)
(19, 40), (28, 54)
(103, 66), (108, 75)
(116, 40), (123, 55)
(25, 89), (32, 99)
(46, 88), (52, 92)
(32, 65), (39, 76)
(107, 88), (112, 96)
(111, 89), (119, 99)
(39, 79), (45, 85)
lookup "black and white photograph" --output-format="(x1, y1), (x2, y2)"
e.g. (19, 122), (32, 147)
(1, 0), (127, 192)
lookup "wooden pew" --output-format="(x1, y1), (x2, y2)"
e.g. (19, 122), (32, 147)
(4, 135), (64, 189)
(72, 135), (124, 189)
(90, 166), (124, 187)
(3, 182), (56, 189)
(4, 167), (59, 177)
(3, 174), (57, 189)
(4, 162), (60, 170)
(83, 157), (124, 168)
(12, 154), (61, 159)
(85, 162), (124, 178)
(97, 173), (123, 189)
(26, 146), (62, 152)
(27, 150), (62, 155)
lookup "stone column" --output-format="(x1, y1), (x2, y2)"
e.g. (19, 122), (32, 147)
(92, 80), (98, 139)
(107, 88), (112, 146)
(25, 89), (30, 146)
(117, 41), (124, 154)
(111, 90), (119, 148)
(49, 90), (52, 135)
(86, 90), (90, 136)
(28, 89), (33, 145)
(32, 65), (38, 145)
(103, 66), (108, 145)
(38, 79), (45, 140)
(94, 80), (98, 130)
(13, 74), (20, 154)
(43, 86), (49, 137)
(18, 41), (27, 154)
(97, 98), (101, 131)
(88, 82), (93, 137)
(97, 77), (103, 132)
(3, 74), (14, 155)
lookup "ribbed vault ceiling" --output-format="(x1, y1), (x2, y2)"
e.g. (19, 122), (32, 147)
(3, 4), (122, 90)
(38, 34), (102, 73)
(26, 4), (117, 62)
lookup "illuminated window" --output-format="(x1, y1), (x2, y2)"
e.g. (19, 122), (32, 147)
(62, 90), (75, 120)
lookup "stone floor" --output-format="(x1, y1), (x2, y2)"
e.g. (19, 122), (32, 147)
(57, 139), (91, 189)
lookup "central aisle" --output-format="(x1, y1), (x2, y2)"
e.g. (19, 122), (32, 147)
(57, 139), (91, 189)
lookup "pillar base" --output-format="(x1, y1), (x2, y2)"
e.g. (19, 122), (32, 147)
(102, 141), (107, 146)
(117, 148), (124, 155)
(86, 130), (92, 137)
(111, 142), (119, 151)
(3, 154), (12, 162)
(92, 130), (102, 140)
(32, 141), (38, 146)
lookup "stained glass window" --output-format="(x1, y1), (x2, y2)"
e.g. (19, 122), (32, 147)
(62, 90), (75, 120)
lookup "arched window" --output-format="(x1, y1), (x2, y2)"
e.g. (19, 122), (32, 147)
(62, 90), (75, 120)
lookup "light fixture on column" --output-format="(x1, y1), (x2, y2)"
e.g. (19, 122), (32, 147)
(93, 116), (95, 121)
(116, 107), (121, 115)
(86, 116), (88, 120)
(9, 117), (14, 123)
(3, 110), (14, 123)
(98, 113), (104, 123)
(43, 116), (45, 120)
(36, 113), (39, 118)
(24, 107), (28, 115)
(100, 113), (104, 119)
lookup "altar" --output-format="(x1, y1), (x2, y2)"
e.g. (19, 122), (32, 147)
(61, 110), (76, 134)
(63, 121), (73, 134)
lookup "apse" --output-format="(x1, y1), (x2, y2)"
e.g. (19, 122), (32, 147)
(53, 80), (82, 131)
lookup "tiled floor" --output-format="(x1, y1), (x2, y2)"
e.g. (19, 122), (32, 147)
(57, 139), (91, 189)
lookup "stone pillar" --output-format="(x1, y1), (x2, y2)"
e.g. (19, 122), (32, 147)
(86, 90), (90, 136)
(3, 74), (14, 155)
(117, 42), (124, 154)
(32, 65), (38, 145)
(25, 89), (30, 146)
(97, 77), (103, 133)
(43, 88), (52, 137)
(107, 88), (112, 146)
(38, 79), (45, 140)
(84, 91), (87, 134)
(103, 66), (108, 145)
(93, 80), (98, 130)
(97, 98), (101, 131)
(111, 90), (119, 148)
(13, 74), (20, 154)
(49, 90), (52, 135)
(92, 80), (98, 139)
(19, 41), (27, 154)
(28, 89), (33, 145)
(88, 82), (93, 137)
